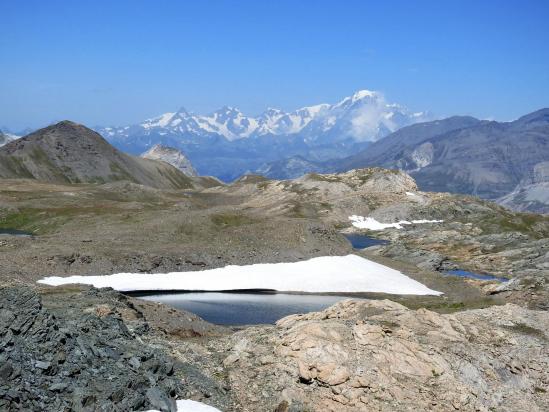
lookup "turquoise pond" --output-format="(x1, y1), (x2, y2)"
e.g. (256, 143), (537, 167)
(343, 234), (389, 249)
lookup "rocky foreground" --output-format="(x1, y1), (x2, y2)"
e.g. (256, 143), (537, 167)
(2, 285), (547, 412)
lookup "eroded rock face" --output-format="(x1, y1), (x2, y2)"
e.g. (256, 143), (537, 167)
(221, 299), (549, 412)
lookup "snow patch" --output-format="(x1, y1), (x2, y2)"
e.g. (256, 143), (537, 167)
(38, 255), (441, 296)
(349, 215), (443, 231)
(147, 399), (222, 412)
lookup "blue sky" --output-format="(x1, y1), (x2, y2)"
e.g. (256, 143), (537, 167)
(1, 0), (548, 130)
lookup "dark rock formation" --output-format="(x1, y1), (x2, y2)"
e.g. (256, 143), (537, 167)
(0, 286), (182, 411)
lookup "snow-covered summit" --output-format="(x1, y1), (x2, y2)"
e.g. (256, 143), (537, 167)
(334, 89), (382, 108)
(0, 131), (19, 147)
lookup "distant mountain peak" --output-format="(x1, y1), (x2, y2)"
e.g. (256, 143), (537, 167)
(212, 105), (244, 121)
(334, 89), (383, 108)
(262, 107), (284, 115)
(0, 127), (20, 147)
(218, 105), (240, 113)
(0, 131), (15, 147)
(351, 89), (380, 101)
(513, 107), (549, 126)
(40, 120), (89, 135)
(55, 120), (81, 127)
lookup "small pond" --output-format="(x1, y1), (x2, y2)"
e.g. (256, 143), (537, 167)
(139, 292), (353, 325)
(344, 233), (389, 249)
(444, 270), (508, 283)
(0, 228), (33, 237)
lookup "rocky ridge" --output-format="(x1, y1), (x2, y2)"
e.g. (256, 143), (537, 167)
(497, 161), (549, 214)
(257, 110), (549, 214)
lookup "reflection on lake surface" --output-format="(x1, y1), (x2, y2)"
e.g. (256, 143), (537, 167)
(139, 292), (353, 325)
(444, 269), (508, 282)
(344, 233), (389, 249)
(0, 228), (33, 236)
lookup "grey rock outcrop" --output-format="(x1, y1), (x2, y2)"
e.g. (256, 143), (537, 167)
(0, 285), (228, 411)
(0, 286), (179, 411)
(141, 144), (198, 177)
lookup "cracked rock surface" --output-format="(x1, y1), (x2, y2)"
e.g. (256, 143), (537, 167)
(220, 299), (549, 411)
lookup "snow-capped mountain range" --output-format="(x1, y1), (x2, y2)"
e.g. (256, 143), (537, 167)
(96, 90), (429, 180)
(99, 90), (427, 143)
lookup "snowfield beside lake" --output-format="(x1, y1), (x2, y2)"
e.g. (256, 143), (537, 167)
(38, 255), (441, 296)
(349, 215), (443, 230)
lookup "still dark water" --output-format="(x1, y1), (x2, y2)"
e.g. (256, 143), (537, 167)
(444, 269), (508, 282)
(344, 233), (389, 249)
(0, 228), (33, 236)
(140, 293), (352, 325)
